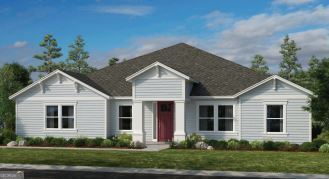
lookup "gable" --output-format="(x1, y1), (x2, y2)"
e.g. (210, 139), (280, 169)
(135, 65), (183, 80)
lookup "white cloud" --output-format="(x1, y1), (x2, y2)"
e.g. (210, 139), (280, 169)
(91, 5), (153, 16)
(202, 10), (234, 28)
(272, 0), (316, 6)
(13, 41), (28, 48)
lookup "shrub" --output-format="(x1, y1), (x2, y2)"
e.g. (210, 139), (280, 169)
(239, 140), (251, 150)
(263, 141), (277, 151)
(312, 139), (327, 149)
(50, 137), (67, 147)
(227, 140), (239, 150)
(319, 144), (329, 153)
(184, 133), (203, 149)
(101, 139), (114, 147)
(27, 137), (44, 146)
(288, 144), (300, 151)
(274, 141), (290, 151)
(3, 138), (11, 145)
(300, 142), (317, 152)
(15, 136), (24, 143)
(86, 138), (104, 147)
(116, 134), (132, 147)
(73, 137), (88, 147)
(205, 140), (227, 150)
(169, 141), (179, 149)
(44, 136), (55, 145)
(67, 138), (75, 145)
(2, 129), (16, 142)
(316, 130), (329, 142)
(250, 141), (264, 150)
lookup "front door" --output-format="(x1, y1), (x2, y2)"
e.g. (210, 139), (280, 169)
(157, 101), (174, 142)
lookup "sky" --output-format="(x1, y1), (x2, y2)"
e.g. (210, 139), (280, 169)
(1, 0), (329, 73)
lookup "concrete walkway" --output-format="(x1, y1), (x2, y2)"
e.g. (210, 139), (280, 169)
(0, 163), (328, 179)
(1, 144), (169, 152)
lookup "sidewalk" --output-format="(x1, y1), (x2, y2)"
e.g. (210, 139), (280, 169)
(0, 163), (328, 179)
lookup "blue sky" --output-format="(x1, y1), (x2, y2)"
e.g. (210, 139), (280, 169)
(1, 0), (329, 73)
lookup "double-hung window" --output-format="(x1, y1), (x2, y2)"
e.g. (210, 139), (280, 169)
(45, 104), (75, 129)
(119, 106), (132, 130)
(218, 105), (233, 131)
(199, 105), (214, 131)
(266, 105), (284, 132)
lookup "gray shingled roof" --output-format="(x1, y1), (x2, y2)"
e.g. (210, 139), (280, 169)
(79, 43), (269, 97)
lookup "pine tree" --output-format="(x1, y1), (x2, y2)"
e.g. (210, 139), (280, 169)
(33, 34), (63, 74)
(108, 57), (119, 66)
(250, 54), (269, 75)
(279, 35), (302, 80)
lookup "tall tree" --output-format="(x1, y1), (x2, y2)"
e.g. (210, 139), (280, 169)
(250, 54), (269, 75)
(65, 35), (96, 74)
(0, 63), (31, 131)
(279, 35), (302, 80)
(307, 58), (329, 130)
(108, 57), (119, 66)
(33, 34), (63, 74)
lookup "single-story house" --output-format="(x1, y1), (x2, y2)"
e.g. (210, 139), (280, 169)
(9, 43), (312, 144)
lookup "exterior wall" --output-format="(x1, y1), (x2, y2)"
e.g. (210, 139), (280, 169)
(109, 99), (133, 136)
(240, 80), (311, 144)
(16, 74), (106, 138)
(185, 99), (240, 140)
(144, 101), (154, 142)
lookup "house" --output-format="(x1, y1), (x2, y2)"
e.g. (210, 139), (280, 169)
(9, 43), (312, 144)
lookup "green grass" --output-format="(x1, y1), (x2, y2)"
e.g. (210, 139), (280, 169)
(0, 148), (328, 174)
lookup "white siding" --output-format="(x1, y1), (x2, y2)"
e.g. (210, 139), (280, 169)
(144, 101), (154, 142)
(240, 80), (310, 144)
(109, 99), (133, 136)
(16, 74), (106, 138)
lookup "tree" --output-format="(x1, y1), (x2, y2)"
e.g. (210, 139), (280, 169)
(65, 35), (96, 74)
(0, 63), (31, 131)
(250, 54), (269, 75)
(307, 58), (329, 130)
(33, 34), (63, 74)
(108, 57), (119, 66)
(279, 35), (302, 80)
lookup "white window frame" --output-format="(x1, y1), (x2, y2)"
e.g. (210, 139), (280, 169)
(218, 105), (234, 132)
(44, 103), (77, 131)
(198, 105), (215, 132)
(196, 101), (237, 134)
(118, 105), (133, 131)
(263, 101), (287, 135)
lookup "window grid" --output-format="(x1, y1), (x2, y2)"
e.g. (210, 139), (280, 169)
(45, 104), (75, 130)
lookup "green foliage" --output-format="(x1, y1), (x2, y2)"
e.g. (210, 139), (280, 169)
(279, 35), (302, 81)
(115, 134), (132, 147)
(65, 35), (96, 74)
(73, 137), (88, 147)
(263, 141), (277, 151)
(274, 141), (290, 151)
(312, 139), (327, 149)
(238, 140), (251, 150)
(316, 131), (329, 142)
(44, 136), (55, 145)
(250, 141), (264, 150)
(250, 54), (269, 75)
(319, 144), (329, 153)
(86, 138), (104, 147)
(101, 139), (114, 147)
(50, 137), (67, 147)
(300, 142), (317, 152)
(185, 133), (202, 149)
(15, 136), (24, 143)
(227, 140), (239, 150)
(67, 138), (75, 145)
(1, 129), (16, 142)
(108, 57), (119, 66)
(33, 34), (63, 74)
(27, 137), (44, 146)
(204, 140), (227, 150)
(0, 63), (31, 131)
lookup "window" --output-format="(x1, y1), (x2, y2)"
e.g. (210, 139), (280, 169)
(266, 105), (283, 132)
(46, 106), (58, 128)
(119, 106), (132, 130)
(199, 105), (214, 131)
(62, 106), (74, 129)
(218, 105), (233, 131)
(45, 104), (75, 129)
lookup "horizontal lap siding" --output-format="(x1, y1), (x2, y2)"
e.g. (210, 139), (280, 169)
(16, 75), (106, 139)
(135, 79), (183, 98)
(109, 100), (133, 136)
(144, 102), (153, 142)
(240, 80), (310, 144)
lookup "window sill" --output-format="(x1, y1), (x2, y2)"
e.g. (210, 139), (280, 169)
(44, 129), (78, 132)
(264, 132), (289, 136)
(197, 131), (238, 135)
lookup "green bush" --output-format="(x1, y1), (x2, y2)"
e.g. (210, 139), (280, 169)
(263, 141), (277, 151)
(319, 144), (329, 153)
(3, 138), (11, 145)
(67, 138), (75, 145)
(73, 137), (88, 147)
(312, 139), (327, 149)
(116, 134), (132, 147)
(44, 136), (55, 145)
(0, 134), (3, 145)
(101, 139), (114, 147)
(300, 142), (317, 152)
(238, 140), (251, 150)
(250, 141), (264, 150)
(27, 137), (44, 146)
(227, 140), (239, 150)
(316, 130), (329, 142)
(15, 136), (24, 143)
(177, 140), (188, 149)
(86, 138), (104, 147)
(1, 129), (16, 142)
(50, 137), (67, 147)
(288, 144), (300, 151)
(274, 141), (290, 151)
(205, 140), (227, 150)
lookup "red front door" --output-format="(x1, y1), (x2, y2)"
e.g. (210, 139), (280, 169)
(157, 101), (174, 142)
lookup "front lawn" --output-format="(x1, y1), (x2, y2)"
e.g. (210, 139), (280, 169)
(0, 148), (328, 174)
